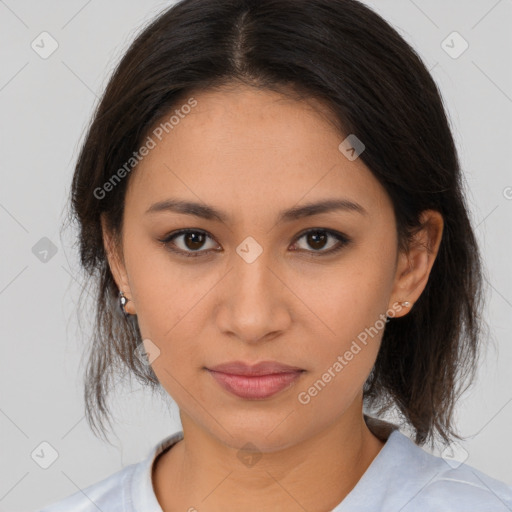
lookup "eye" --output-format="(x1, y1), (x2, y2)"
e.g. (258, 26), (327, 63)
(158, 229), (220, 258)
(290, 228), (351, 255)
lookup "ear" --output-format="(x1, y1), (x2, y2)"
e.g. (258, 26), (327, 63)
(100, 213), (137, 315)
(388, 209), (444, 318)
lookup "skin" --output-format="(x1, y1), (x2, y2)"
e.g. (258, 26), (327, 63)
(102, 84), (443, 512)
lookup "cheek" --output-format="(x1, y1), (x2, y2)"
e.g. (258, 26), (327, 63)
(121, 234), (207, 345)
(293, 287), (386, 412)
(293, 244), (395, 383)
(298, 246), (394, 336)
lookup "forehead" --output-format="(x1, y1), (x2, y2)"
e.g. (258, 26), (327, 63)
(126, 86), (392, 221)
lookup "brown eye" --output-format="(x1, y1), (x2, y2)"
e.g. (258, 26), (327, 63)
(291, 229), (351, 255)
(306, 231), (328, 250)
(159, 229), (219, 257)
(182, 231), (207, 250)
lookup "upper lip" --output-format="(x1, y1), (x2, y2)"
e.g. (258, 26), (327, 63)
(207, 361), (304, 376)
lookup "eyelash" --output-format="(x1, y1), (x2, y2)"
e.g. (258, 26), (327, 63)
(158, 228), (351, 259)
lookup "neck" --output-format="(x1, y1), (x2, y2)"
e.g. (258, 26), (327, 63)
(153, 402), (386, 512)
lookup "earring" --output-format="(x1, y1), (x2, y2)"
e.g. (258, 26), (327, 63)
(386, 300), (411, 320)
(119, 290), (130, 316)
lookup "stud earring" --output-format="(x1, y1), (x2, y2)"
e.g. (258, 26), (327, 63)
(386, 300), (412, 320)
(119, 290), (130, 316)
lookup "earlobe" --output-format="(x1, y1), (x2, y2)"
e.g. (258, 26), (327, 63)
(100, 214), (137, 315)
(388, 210), (444, 317)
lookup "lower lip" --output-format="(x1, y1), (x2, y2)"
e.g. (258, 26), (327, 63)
(207, 370), (304, 399)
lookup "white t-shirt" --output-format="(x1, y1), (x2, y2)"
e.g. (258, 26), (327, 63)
(37, 420), (512, 511)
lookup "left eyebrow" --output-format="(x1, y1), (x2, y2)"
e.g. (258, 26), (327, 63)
(145, 197), (368, 224)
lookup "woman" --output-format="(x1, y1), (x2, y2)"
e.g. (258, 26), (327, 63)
(39, 0), (512, 510)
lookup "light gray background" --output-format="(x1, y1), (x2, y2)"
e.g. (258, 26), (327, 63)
(1, 1), (511, 511)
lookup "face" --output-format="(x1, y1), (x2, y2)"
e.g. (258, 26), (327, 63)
(103, 85), (437, 452)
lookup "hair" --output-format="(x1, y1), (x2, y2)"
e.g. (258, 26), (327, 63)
(63, 0), (487, 447)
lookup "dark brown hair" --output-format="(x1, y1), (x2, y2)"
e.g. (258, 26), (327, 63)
(63, 0), (487, 447)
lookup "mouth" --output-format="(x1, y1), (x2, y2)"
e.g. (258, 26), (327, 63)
(205, 360), (305, 400)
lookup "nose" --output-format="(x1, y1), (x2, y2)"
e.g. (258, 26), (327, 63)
(214, 251), (292, 345)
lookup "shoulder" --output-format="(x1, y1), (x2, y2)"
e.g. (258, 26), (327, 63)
(36, 462), (136, 512)
(36, 431), (183, 512)
(410, 461), (512, 511)
(387, 430), (512, 511)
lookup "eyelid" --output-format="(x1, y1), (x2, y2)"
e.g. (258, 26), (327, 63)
(290, 228), (351, 255)
(158, 228), (351, 258)
(158, 228), (220, 258)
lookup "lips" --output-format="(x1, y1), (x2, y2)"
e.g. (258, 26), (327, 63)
(206, 360), (305, 399)
(207, 360), (304, 376)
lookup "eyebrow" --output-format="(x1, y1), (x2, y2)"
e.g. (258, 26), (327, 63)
(145, 197), (368, 223)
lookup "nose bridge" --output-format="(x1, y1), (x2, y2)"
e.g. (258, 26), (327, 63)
(216, 237), (290, 342)
(231, 238), (277, 305)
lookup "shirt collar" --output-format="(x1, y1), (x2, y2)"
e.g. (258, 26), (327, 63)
(130, 430), (184, 512)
